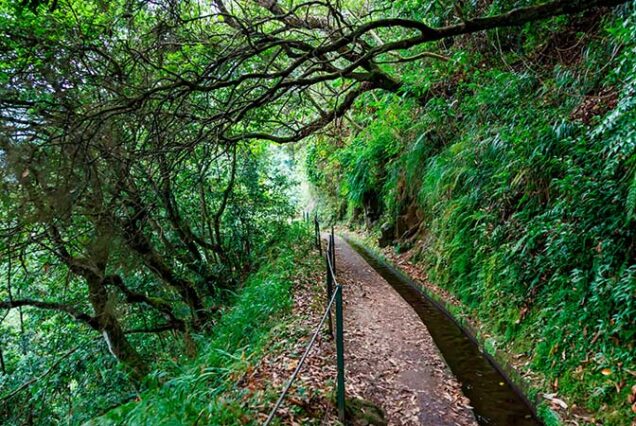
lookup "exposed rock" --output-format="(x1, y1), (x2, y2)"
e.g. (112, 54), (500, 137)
(396, 203), (422, 240)
(338, 199), (348, 220)
(378, 222), (395, 248)
(362, 190), (382, 227)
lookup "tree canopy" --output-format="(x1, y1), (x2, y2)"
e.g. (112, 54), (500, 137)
(0, 0), (632, 423)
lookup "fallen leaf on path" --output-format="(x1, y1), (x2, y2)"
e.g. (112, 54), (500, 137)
(543, 393), (568, 409)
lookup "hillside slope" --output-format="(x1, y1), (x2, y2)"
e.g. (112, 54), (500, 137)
(306, 4), (636, 424)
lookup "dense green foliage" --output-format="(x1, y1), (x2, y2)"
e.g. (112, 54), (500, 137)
(1, 2), (303, 421)
(1, 221), (312, 425)
(0, 148), (297, 425)
(94, 224), (315, 425)
(307, 5), (636, 424)
(2, 0), (634, 424)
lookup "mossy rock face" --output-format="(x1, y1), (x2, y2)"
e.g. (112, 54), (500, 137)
(345, 397), (387, 426)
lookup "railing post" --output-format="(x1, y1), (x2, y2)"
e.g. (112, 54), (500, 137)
(265, 216), (344, 425)
(326, 243), (333, 337)
(335, 285), (346, 423)
(314, 214), (322, 256)
(330, 225), (336, 273)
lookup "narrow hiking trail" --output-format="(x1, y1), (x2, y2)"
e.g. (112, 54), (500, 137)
(333, 235), (477, 426)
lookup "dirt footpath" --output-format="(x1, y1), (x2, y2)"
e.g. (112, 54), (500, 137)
(333, 235), (477, 426)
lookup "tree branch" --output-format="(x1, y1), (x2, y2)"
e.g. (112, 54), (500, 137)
(103, 275), (185, 330)
(0, 299), (99, 330)
(226, 81), (375, 143)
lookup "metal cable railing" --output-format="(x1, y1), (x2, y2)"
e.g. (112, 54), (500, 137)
(263, 215), (346, 425)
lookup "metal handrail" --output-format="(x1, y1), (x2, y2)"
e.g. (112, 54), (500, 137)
(327, 243), (337, 282)
(263, 219), (346, 425)
(263, 284), (341, 426)
(327, 229), (346, 422)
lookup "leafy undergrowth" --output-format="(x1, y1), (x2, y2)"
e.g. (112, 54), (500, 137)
(89, 223), (328, 425)
(307, 6), (636, 425)
(238, 247), (338, 425)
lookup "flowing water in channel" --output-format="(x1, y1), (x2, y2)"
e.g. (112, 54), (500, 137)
(345, 237), (542, 426)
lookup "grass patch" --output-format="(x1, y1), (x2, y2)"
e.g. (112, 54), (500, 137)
(90, 223), (321, 425)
